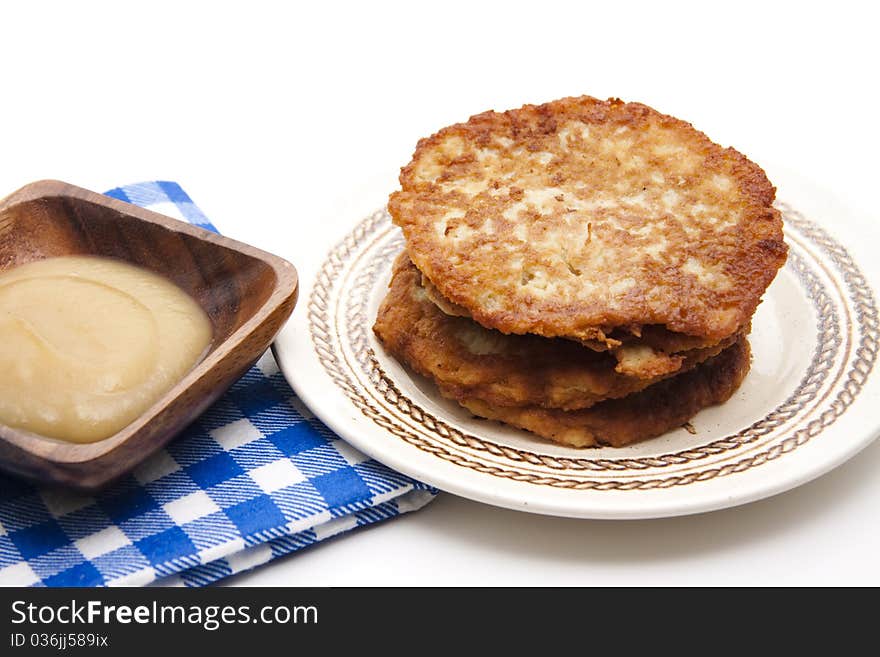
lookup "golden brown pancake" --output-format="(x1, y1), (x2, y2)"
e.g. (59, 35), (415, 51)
(373, 253), (739, 411)
(389, 95), (787, 346)
(420, 266), (733, 377)
(457, 337), (751, 448)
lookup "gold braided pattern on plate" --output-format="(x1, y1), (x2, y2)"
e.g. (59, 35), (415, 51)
(308, 204), (877, 489)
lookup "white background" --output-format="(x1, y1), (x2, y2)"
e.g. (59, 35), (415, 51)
(2, 1), (878, 585)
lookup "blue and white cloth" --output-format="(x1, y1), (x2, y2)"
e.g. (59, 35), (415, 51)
(0, 181), (436, 587)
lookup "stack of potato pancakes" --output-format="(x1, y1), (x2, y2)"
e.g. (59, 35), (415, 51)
(374, 96), (787, 448)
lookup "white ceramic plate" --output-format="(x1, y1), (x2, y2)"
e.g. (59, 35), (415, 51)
(273, 166), (880, 519)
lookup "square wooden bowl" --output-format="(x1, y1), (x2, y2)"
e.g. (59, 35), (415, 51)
(0, 180), (298, 490)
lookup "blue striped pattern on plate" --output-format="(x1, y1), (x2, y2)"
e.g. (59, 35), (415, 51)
(0, 181), (436, 587)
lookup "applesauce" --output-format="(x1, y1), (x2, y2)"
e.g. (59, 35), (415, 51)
(0, 256), (212, 443)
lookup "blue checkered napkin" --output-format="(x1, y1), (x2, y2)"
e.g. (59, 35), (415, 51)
(0, 181), (436, 587)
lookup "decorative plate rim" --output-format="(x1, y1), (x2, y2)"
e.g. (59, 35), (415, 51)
(274, 174), (880, 518)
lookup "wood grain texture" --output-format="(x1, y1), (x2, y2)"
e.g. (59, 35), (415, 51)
(0, 180), (298, 490)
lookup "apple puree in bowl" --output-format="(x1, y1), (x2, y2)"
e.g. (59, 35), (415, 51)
(0, 256), (212, 443)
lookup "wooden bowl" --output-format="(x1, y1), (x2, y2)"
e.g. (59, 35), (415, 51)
(0, 180), (298, 490)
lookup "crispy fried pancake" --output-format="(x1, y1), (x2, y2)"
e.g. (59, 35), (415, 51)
(389, 95), (787, 344)
(457, 337), (751, 448)
(421, 265), (729, 377)
(374, 253), (738, 411)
